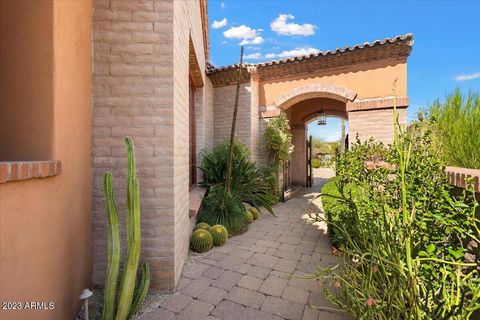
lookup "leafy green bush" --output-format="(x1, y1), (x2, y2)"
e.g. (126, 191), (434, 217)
(311, 158), (321, 168)
(263, 113), (293, 163)
(199, 139), (277, 213)
(320, 177), (360, 246)
(315, 126), (480, 319)
(426, 89), (480, 169)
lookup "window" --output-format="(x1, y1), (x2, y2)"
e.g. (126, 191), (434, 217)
(189, 75), (197, 188)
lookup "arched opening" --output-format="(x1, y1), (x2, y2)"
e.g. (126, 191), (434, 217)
(282, 97), (349, 188)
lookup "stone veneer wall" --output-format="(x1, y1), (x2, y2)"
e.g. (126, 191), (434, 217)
(173, 0), (211, 287)
(92, 0), (211, 290)
(348, 107), (407, 145)
(213, 83), (256, 157)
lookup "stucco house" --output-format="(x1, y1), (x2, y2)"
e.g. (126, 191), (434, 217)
(0, 1), (413, 319)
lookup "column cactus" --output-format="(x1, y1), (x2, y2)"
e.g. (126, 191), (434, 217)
(101, 136), (150, 320)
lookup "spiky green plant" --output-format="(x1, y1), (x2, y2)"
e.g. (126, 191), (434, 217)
(245, 210), (254, 224)
(101, 137), (150, 320)
(194, 222), (211, 231)
(248, 207), (260, 220)
(190, 229), (213, 253)
(199, 139), (278, 213)
(426, 89), (480, 169)
(199, 185), (247, 234)
(209, 224), (228, 246)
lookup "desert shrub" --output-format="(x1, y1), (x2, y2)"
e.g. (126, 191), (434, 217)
(426, 89), (480, 169)
(199, 185), (247, 234)
(199, 139), (277, 213)
(314, 123), (480, 319)
(311, 158), (321, 168)
(320, 177), (360, 246)
(263, 113), (293, 163)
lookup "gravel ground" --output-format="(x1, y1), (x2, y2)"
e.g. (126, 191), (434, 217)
(76, 251), (208, 320)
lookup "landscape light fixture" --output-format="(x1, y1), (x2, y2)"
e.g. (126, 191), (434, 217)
(317, 109), (327, 125)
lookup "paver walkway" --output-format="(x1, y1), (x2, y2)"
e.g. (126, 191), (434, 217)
(143, 169), (352, 320)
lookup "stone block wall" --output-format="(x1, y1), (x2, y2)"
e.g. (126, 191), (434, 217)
(213, 83), (254, 156)
(92, 0), (211, 290)
(348, 107), (407, 145)
(172, 0), (210, 287)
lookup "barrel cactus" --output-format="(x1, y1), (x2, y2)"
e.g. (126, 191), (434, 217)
(248, 207), (260, 220)
(245, 210), (254, 223)
(191, 229), (213, 253)
(194, 222), (211, 231)
(209, 224), (228, 246)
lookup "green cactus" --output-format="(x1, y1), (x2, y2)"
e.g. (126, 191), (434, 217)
(128, 262), (151, 318)
(209, 225), (228, 246)
(194, 222), (211, 231)
(245, 210), (254, 223)
(101, 137), (150, 320)
(101, 172), (120, 320)
(248, 207), (260, 220)
(191, 229), (213, 253)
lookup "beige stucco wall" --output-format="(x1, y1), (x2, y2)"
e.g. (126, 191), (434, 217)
(92, 0), (211, 290)
(0, 1), (93, 319)
(260, 59), (407, 107)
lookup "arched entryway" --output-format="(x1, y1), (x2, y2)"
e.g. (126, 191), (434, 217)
(274, 84), (354, 187)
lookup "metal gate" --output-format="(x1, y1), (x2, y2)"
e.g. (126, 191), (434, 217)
(281, 159), (292, 202)
(306, 135), (313, 187)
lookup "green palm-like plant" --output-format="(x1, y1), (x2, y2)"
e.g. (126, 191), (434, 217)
(199, 184), (247, 234)
(199, 139), (277, 213)
(101, 137), (150, 320)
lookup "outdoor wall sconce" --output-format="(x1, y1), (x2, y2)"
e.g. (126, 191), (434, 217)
(317, 109), (327, 125)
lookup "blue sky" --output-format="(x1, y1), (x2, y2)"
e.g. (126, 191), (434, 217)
(208, 0), (480, 141)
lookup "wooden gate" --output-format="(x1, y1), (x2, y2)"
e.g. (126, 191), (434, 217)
(281, 159), (292, 202)
(306, 135), (313, 187)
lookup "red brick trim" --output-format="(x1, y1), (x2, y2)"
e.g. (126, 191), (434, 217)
(445, 166), (480, 192)
(274, 84), (357, 110)
(347, 97), (409, 112)
(0, 161), (61, 184)
(189, 186), (207, 217)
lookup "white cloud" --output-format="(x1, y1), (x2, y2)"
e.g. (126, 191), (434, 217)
(271, 14), (316, 36)
(455, 72), (480, 81)
(223, 25), (264, 45)
(265, 47), (320, 59)
(240, 36), (264, 45)
(243, 52), (262, 60)
(221, 40), (228, 45)
(220, 2), (225, 9)
(212, 18), (228, 29)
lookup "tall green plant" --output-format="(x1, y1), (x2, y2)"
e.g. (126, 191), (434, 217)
(314, 112), (479, 318)
(427, 89), (480, 169)
(263, 113), (293, 163)
(102, 137), (150, 320)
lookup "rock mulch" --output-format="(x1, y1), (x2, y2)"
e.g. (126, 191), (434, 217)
(141, 176), (353, 320)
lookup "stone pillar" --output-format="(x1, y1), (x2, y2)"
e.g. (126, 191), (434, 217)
(291, 125), (307, 186)
(92, 0), (176, 290)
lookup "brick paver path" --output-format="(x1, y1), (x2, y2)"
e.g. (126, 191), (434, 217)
(143, 169), (352, 320)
